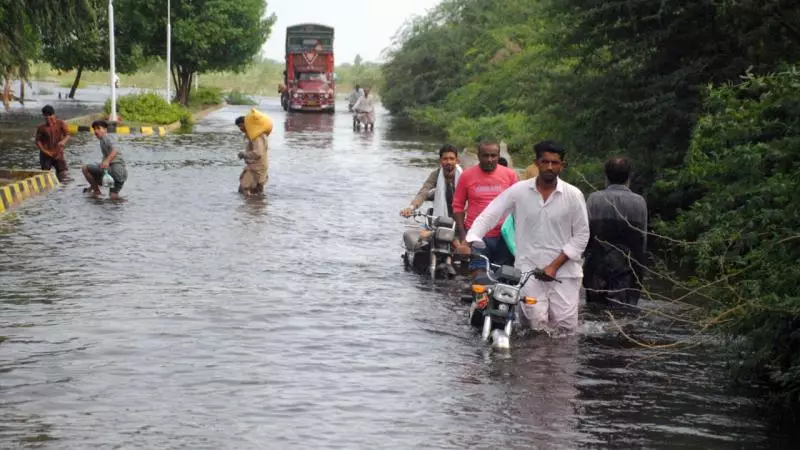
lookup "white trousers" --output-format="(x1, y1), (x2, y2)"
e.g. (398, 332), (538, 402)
(517, 277), (582, 333)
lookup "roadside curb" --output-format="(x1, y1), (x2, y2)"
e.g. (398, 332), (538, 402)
(66, 123), (168, 136)
(0, 169), (60, 214)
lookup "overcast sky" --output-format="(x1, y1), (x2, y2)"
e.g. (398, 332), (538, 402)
(260, 0), (442, 64)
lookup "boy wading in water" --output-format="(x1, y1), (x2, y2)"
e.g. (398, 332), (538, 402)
(82, 120), (128, 199)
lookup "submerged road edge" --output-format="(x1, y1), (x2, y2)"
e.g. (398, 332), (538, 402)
(0, 169), (60, 214)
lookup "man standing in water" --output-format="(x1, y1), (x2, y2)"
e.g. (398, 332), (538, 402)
(238, 109), (272, 196)
(584, 156), (648, 309)
(453, 139), (518, 273)
(400, 144), (462, 219)
(35, 105), (71, 181)
(465, 140), (589, 334)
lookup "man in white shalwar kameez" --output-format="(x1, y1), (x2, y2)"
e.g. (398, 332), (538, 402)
(465, 140), (589, 334)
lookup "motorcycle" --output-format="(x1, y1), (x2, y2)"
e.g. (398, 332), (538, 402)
(402, 209), (458, 280)
(467, 252), (560, 350)
(353, 110), (374, 132)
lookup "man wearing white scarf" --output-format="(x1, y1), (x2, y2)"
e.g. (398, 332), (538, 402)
(400, 144), (462, 219)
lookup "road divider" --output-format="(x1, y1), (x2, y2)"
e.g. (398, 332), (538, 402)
(67, 123), (167, 136)
(0, 169), (60, 214)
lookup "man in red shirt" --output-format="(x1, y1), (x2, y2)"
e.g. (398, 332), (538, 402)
(35, 105), (71, 181)
(453, 139), (518, 272)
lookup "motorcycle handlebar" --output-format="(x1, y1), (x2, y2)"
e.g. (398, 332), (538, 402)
(472, 252), (561, 285)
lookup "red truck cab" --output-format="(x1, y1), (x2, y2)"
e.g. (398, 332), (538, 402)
(280, 24), (335, 113)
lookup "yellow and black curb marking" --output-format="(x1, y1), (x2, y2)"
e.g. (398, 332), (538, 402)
(67, 124), (167, 136)
(0, 169), (60, 214)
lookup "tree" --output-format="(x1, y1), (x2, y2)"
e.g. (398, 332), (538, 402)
(353, 54), (363, 66)
(120, 0), (276, 105)
(1, 0), (93, 108)
(40, 0), (144, 99)
(657, 67), (800, 407)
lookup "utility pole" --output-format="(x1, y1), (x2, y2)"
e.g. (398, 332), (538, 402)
(166, 0), (172, 103)
(109, 0), (117, 122)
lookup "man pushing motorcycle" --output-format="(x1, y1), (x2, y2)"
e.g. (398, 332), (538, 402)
(400, 144), (462, 220)
(464, 140), (590, 334)
(451, 139), (518, 277)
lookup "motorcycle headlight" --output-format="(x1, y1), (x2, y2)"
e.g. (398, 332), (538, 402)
(493, 284), (520, 305)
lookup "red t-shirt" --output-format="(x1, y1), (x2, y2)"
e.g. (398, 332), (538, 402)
(453, 165), (518, 237)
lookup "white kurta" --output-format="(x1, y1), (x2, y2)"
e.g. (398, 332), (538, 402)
(353, 96), (375, 123)
(465, 177), (590, 332)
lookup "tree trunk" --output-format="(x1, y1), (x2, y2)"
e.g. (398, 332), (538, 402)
(176, 66), (194, 106)
(2, 73), (10, 111)
(170, 67), (179, 103)
(69, 66), (83, 99)
(19, 79), (25, 104)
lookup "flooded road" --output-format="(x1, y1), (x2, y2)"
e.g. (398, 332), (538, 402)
(0, 100), (788, 449)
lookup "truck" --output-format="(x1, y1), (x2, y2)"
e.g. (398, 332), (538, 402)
(279, 23), (335, 113)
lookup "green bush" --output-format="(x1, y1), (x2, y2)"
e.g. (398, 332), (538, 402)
(37, 87), (53, 95)
(225, 89), (257, 105)
(104, 92), (190, 125)
(446, 112), (538, 158)
(658, 67), (800, 408)
(187, 86), (223, 108)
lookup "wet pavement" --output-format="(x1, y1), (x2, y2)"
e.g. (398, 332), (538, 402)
(0, 99), (791, 449)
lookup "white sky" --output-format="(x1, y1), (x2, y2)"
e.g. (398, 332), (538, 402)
(260, 0), (442, 64)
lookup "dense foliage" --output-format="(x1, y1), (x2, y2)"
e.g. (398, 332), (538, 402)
(119, 0), (276, 105)
(1, 0), (94, 108)
(381, 0), (800, 209)
(656, 68), (800, 406)
(187, 86), (223, 108)
(382, 0), (800, 409)
(40, 0), (144, 99)
(104, 92), (191, 125)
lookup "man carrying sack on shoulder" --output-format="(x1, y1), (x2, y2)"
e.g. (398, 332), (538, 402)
(238, 108), (273, 196)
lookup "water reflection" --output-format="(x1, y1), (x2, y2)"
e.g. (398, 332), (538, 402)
(283, 111), (335, 134)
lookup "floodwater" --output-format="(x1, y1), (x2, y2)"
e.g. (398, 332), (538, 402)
(0, 99), (790, 449)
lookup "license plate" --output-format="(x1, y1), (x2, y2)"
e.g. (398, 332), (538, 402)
(306, 101), (317, 106)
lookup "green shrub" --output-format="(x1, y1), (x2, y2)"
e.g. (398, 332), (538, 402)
(445, 112), (537, 157)
(37, 87), (53, 95)
(659, 67), (800, 408)
(225, 89), (257, 105)
(104, 92), (190, 125)
(188, 86), (223, 108)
